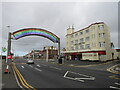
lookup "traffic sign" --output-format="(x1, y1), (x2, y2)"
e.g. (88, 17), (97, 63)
(8, 55), (12, 59)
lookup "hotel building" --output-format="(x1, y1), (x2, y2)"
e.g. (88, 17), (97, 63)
(65, 22), (117, 61)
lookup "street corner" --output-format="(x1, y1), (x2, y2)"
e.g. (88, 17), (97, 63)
(107, 64), (120, 75)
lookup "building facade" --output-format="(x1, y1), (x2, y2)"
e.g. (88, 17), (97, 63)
(24, 46), (58, 60)
(65, 22), (117, 61)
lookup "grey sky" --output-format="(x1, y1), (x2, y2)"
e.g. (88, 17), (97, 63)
(1, 1), (118, 56)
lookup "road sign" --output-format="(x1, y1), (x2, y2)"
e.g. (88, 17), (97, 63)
(2, 47), (7, 52)
(8, 55), (12, 59)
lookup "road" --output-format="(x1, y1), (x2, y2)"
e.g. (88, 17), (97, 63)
(14, 59), (119, 89)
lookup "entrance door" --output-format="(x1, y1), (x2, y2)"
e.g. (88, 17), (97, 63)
(112, 53), (114, 59)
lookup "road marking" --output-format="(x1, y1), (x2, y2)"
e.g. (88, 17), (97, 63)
(115, 83), (120, 85)
(21, 66), (24, 68)
(64, 71), (69, 77)
(50, 66), (62, 70)
(12, 65), (23, 89)
(107, 64), (120, 75)
(29, 65), (33, 68)
(63, 71), (95, 82)
(35, 68), (42, 72)
(12, 62), (36, 89)
(36, 65), (41, 67)
(110, 86), (120, 90)
(75, 77), (95, 80)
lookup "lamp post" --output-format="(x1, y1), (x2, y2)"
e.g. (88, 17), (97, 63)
(6, 26), (11, 64)
(33, 48), (35, 60)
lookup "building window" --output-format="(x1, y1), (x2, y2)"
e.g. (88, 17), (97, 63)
(75, 33), (78, 37)
(75, 40), (78, 44)
(99, 25), (104, 30)
(85, 44), (90, 49)
(80, 38), (84, 43)
(80, 45), (84, 49)
(71, 47), (74, 50)
(85, 36), (90, 41)
(80, 31), (83, 35)
(99, 42), (105, 47)
(99, 33), (105, 38)
(71, 41), (74, 44)
(75, 45), (78, 50)
(86, 29), (89, 33)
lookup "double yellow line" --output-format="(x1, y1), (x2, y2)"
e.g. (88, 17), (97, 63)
(12, 63), (36, 90)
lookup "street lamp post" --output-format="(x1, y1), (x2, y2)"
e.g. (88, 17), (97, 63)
(6, 26), (11, 64)
(33, 48), (35, 60)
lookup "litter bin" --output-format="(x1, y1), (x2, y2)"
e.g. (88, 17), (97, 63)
(58, 58), (62, 64)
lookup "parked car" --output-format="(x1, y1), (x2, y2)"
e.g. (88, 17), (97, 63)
(27, 59), (34, 64)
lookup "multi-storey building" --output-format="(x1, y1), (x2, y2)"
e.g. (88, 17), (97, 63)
(65, 22), (117, 61)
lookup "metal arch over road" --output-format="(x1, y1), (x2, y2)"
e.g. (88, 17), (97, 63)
(12, 28), (60, 43)
(6, 28), (60, 65)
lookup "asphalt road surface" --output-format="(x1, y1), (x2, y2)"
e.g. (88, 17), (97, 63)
(14, 59), (119, 89)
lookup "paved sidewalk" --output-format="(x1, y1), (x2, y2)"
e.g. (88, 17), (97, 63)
(2, 60), (20, 89)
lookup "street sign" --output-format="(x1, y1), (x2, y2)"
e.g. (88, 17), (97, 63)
(8, 55), (12, 59)
(2, 47), (7, 52)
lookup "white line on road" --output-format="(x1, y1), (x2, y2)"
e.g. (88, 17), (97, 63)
(115, 83), (120, 85)
(29, 65), (33, 68)
(50, 66), (62, 70)
(36, 65), (41, 67)
(21, 66), (24, 68)
(63, 71), (95, 82)
(63, 71), (69, 77)
(34, 68), (42, 72)
(110, 86), (120, 90)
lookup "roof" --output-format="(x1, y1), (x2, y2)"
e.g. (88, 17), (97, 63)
(66, 22), (104, 36)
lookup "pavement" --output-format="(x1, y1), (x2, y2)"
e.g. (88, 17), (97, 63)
(2, 59), (21, 89)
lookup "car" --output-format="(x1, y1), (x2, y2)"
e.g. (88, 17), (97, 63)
(27, 59), (34, 64)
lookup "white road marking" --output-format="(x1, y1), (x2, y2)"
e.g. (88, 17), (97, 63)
(110, 86), (120, 90)
(50, 66), (62, 70)
(115, 83), (120, 85)
(75, 77), (95, 80)
(35, 68), (42, 72)
(63, 71), (95, 82)
(21, 66), (24, 68)
(36, 65), (41, 67)
(29, 65), (33, 68)
(63, 71), (69, 77)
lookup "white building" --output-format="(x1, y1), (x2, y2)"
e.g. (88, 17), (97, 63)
(65, 22), (118, 61)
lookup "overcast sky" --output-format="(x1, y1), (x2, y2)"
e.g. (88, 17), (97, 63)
(1, 1), (119, 56)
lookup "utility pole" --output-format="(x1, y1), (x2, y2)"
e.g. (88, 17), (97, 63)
(58, 41), (60, 59)
(33, 48), (34, 60)
(6, 32), (12, 64)
(46, 47), (48, 62)
(4, 31), (12, 74)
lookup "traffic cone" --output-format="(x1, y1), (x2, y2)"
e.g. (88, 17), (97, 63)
(4, 65), (10, 74)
